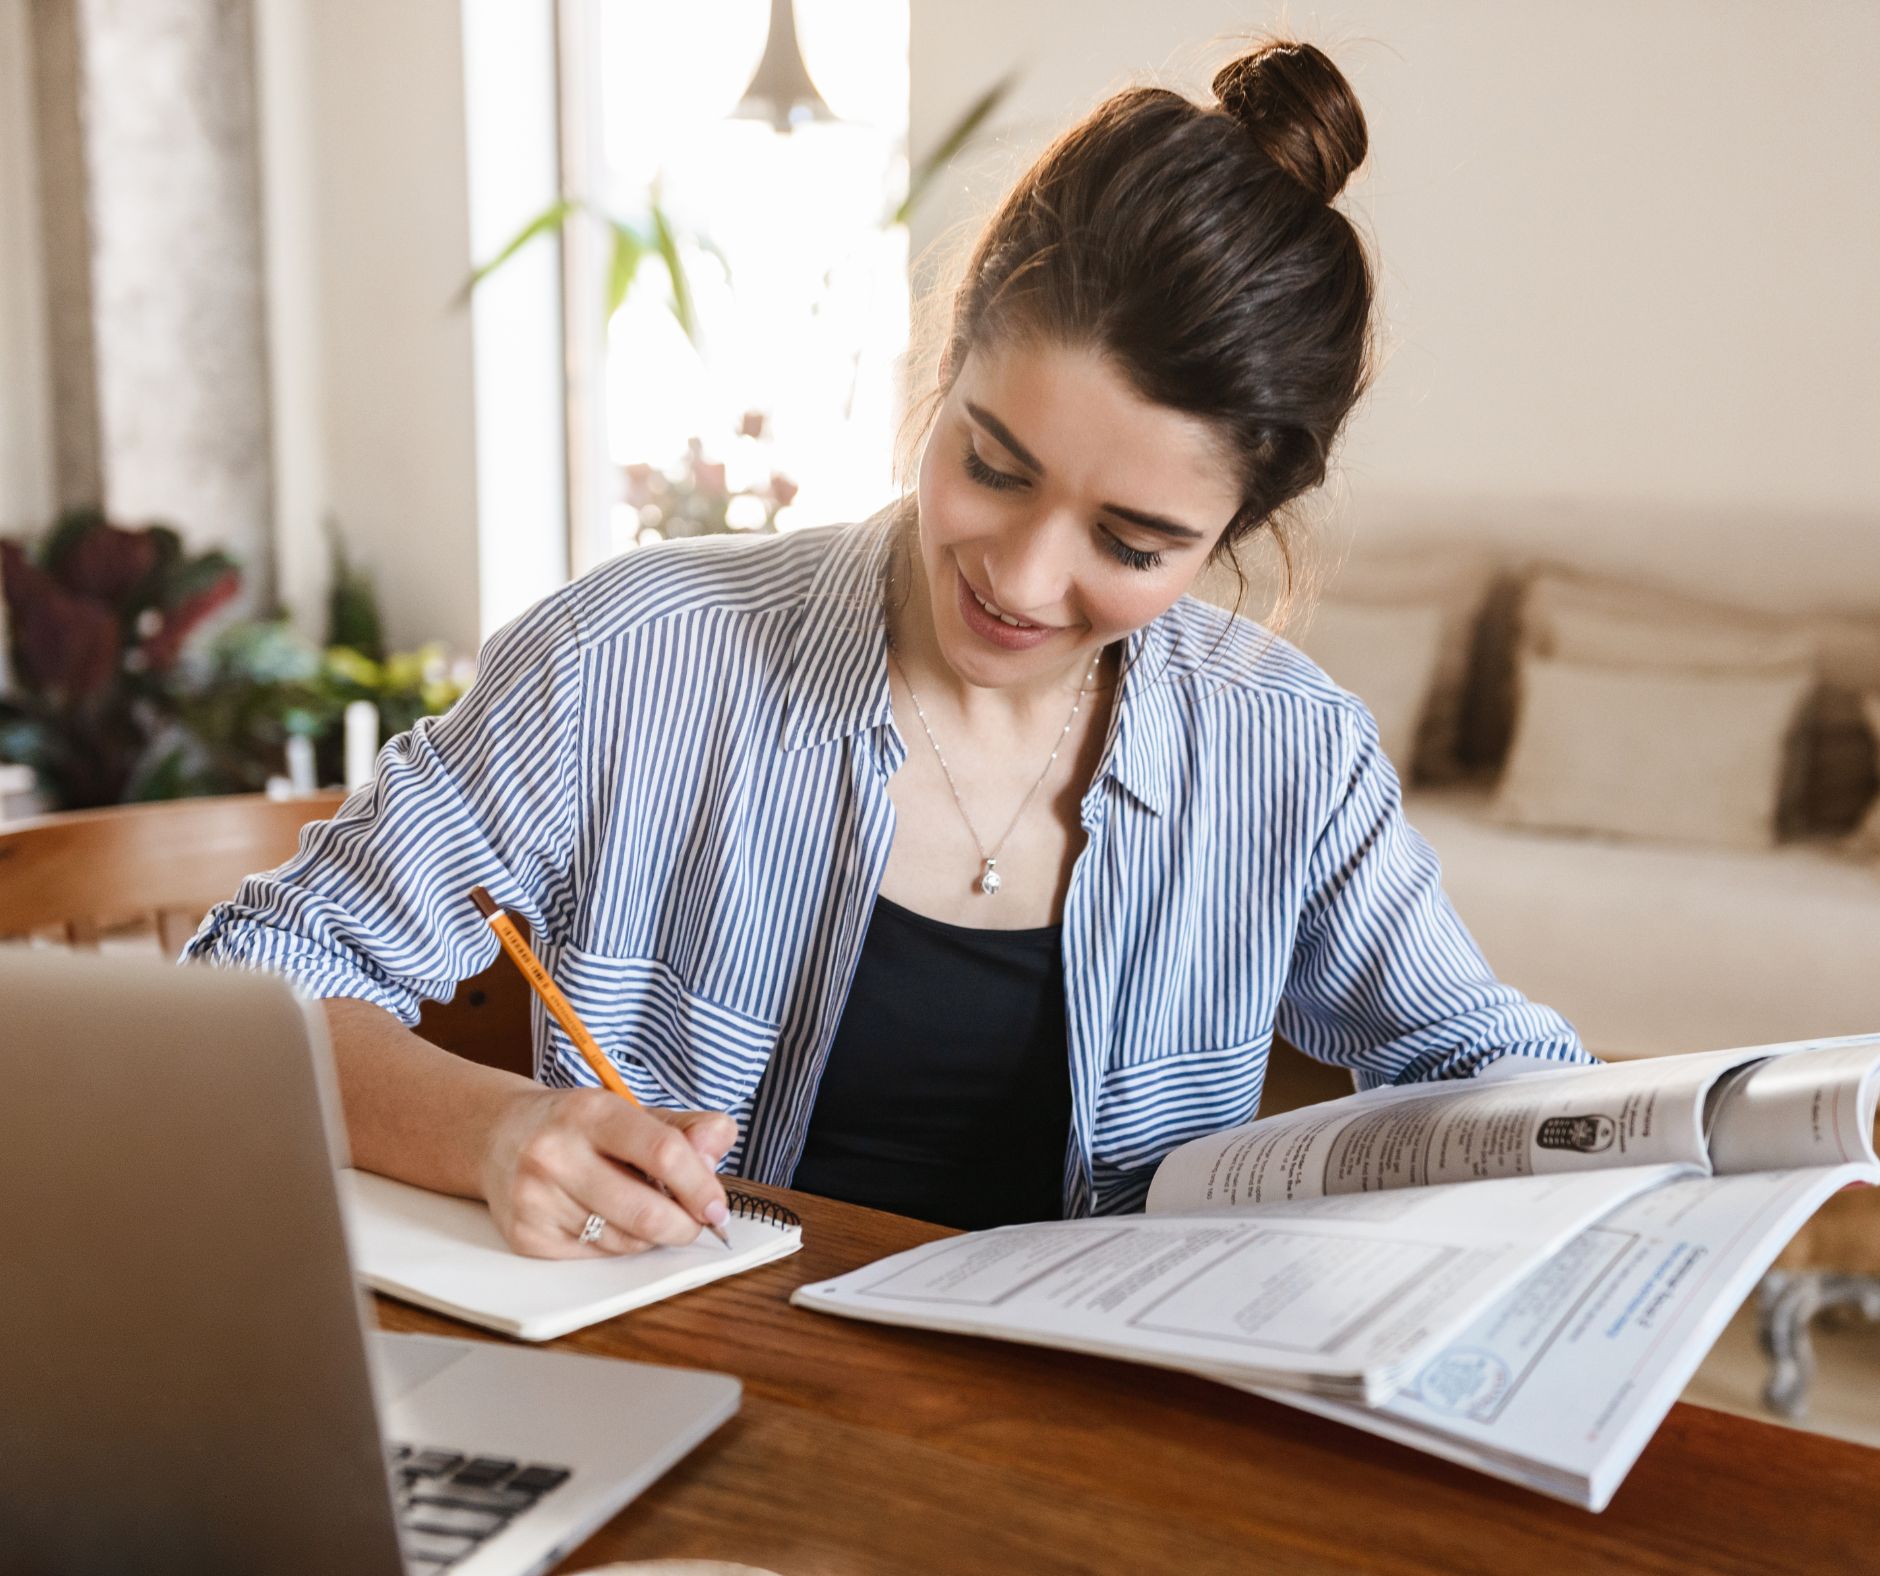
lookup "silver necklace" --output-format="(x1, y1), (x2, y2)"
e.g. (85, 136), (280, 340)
(888, 647), (1103, 896)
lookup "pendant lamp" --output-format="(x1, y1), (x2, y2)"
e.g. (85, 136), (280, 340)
(731, 0), (836, 133)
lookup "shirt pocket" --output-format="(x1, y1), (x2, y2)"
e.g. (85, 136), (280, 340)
(551, 943), (781, 1113)
(1094, 1034), (1273, 1175)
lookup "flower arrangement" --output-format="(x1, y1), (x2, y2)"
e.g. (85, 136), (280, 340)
(0, 510), (468, 810)
(621, 417), (798, 544)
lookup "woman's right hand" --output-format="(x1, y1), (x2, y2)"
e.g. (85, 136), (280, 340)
(480, 1086), (738, 1259)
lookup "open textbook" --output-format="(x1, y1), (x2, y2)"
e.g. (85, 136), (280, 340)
(792, 1034), (1880, 1507)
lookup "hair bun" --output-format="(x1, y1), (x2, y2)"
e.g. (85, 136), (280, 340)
(1212, 42), (1367, 204)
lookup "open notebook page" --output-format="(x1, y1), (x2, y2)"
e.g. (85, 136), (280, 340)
(340, 1169), (802, 1341)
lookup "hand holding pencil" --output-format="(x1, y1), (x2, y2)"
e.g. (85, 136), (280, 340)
(471, 886), (735, 1253)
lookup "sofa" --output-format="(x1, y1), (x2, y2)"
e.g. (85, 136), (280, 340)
(1405, 784), (1880, 1059)
(1195, 529), (1880, 1060)
(1199, 522), (1880, 1305)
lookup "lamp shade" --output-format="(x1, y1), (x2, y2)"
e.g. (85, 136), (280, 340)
(731, 0), (836, 133)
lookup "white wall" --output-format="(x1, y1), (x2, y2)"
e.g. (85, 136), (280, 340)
(908, 1), (1880, 612)
(255, 0), (482, 653)
(255, 0), (567, 652)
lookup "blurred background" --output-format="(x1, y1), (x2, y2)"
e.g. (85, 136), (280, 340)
(1, 0), (1877, 1444)
(3, 0), (1877, 1026)
(3, 3), (1870, 642)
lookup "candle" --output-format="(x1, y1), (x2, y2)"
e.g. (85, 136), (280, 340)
(343, 701), (379, 789)
(284, 734), (316, 794)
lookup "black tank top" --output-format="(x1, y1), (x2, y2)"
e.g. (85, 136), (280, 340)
(790, 894), (1072, 1231)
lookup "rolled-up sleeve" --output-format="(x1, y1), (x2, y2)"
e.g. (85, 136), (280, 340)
(184, 588), (585, 1025)
(1276, 698), (1596, 1089)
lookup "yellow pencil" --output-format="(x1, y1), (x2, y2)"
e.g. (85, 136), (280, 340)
(470, 885), (732, 1248)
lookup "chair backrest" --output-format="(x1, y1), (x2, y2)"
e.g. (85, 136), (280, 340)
(0, 793), (533, 1077)
(0, 793), (347, 952)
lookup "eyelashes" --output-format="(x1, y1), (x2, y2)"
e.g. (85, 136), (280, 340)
(1102, 537), (1163, 572)
(961, 442), (1025, 492)
(959, 439), (1165, 573)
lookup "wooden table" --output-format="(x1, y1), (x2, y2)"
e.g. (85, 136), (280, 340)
(375, 1185), (1880, 1575)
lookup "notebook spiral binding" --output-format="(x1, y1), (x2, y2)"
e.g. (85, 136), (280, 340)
(723, 1189), (802, 1232)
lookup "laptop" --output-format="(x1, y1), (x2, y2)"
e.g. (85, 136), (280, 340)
(0, 950), (741, 1575)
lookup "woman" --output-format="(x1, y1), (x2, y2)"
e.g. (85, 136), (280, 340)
(190, 41), (1591, 1251)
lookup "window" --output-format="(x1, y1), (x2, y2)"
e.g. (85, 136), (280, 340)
(567, 0), (911, 571)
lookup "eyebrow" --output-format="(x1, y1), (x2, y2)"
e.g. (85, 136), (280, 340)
(964, 400), (1210, 543)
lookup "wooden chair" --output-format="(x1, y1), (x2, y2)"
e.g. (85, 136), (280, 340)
(0, 793), (534, 1077)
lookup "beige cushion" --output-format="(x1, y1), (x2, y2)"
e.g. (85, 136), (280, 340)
(1813, 614), (1880, 693)
(1528, 586), (1819, 672)
(1515, 570), (1880, 833)
(1324, 545), (1497, 783)
(1492, 654), (1814, 849)
(1298, 599), (1447, 777)
(1528, 587), (1821, 833)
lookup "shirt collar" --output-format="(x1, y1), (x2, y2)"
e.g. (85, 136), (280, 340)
(782, 507), (1184, 819)
(781, 508), (900, 753)
(1093, 617), (1181, 817)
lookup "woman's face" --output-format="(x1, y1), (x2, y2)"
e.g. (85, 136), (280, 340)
(913, 337), (1244, 692)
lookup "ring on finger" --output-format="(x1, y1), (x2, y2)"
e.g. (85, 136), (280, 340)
(578, 1211), (607, 1246)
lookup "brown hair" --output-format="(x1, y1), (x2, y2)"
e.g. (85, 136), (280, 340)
(898, 40), (1377, 625)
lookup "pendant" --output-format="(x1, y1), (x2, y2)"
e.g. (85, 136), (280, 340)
(977, 858), (1002, 896)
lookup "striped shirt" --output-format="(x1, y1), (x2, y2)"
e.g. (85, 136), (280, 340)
(187, 510), (1591, 1216)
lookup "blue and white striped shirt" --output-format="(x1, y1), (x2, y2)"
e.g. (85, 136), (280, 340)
(188, 511), (1590, 1215)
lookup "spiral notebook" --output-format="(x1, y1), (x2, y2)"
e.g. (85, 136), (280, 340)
(339, 1169), (804, 1342)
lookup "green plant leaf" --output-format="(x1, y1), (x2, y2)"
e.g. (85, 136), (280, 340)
(126, 738), (193, 802)
(143, 524), (184, 570)
(455, 196), (581, 307)
(39, 506), (107, 574)
(606, 219), (648, 321)
(0, 710), (49, 769)
(894, 71), (1018, 228)
(324, 646), (385, 691)
(325, 518), (384, 660)
(158, 549), (242, 611)
(208, 618), (323, 685)
(649, 197), (699, 345)
(457, 186), (720, 354)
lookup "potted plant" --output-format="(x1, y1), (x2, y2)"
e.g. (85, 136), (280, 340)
(1, 510), (471, 810)
(0, 509), (239, 808)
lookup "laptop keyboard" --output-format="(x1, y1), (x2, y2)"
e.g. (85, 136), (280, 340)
(389, 1443), (572, 1573)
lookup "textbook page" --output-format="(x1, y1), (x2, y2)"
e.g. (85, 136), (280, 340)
(1144, 1040), (1859, 1213)
(1705, 1036), (1880, 1174)
(792, 1164), (1689, 1405)
(1249, 1161), (1878, 1510)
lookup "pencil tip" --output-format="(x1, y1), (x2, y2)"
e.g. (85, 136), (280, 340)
(469, 885), (498, 918)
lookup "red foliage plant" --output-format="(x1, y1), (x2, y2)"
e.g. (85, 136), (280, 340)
(0, 509), (240, 807)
